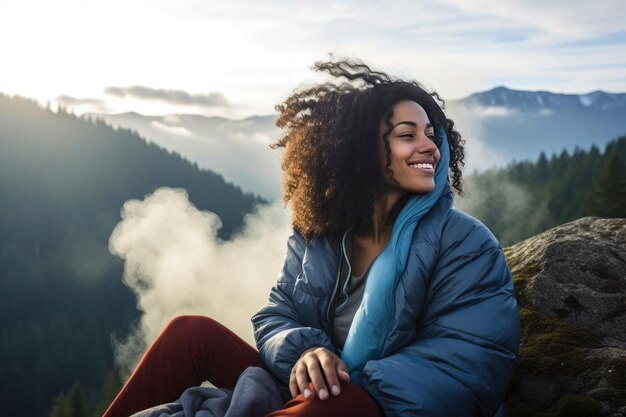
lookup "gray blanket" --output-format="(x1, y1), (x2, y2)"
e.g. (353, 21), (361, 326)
(131, 367), (287, 417)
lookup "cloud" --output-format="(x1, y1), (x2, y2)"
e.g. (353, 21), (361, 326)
(108, 187), (291, 379)
(475, 106), (516, 118)
(55, 95), (108, 111)
(438, 0), (626, 39)
(104, 85), (229, 108)
(151, 120), (194, 137)
(6, 0), (625, 118)
(453, 172), (549, 246)
(446, 103), (509, 171)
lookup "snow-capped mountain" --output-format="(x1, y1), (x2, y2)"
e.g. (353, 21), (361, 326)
(447, 87), (626, 170)
(458, 86), (626, 112)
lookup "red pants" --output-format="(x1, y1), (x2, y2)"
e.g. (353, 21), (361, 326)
(103, 315), (383, 417)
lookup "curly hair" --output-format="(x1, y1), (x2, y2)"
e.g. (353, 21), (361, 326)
(271, 57), (466, 240)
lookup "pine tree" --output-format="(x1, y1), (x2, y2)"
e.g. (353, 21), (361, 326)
(67, 381), (89, 417)
(588, 147), (626, 218)
(92, 370), (122, 417)
(536, 152), (548, 184)
(49, 392), (71, 417)
(48, 382), (90, 417)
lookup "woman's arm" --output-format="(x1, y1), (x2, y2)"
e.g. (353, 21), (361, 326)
(251, 230), (337, 386)
(360, 213), (520, 417)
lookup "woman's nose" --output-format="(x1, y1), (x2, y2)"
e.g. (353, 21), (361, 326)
(417, 133), (437, 154)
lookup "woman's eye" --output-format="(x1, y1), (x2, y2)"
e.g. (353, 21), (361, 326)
(399, 134), (414, 138)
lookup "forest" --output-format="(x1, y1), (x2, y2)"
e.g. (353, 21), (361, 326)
(0, 94), (264, 417)
(457, 136), (626, 246)
(0, 94), (624, 417)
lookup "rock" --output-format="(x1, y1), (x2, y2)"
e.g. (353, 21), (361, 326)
(503, 217), (626, 417)
(505, 217), (626, 347)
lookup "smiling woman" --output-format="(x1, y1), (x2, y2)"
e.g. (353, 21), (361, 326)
(381, 100), (441, 197)
(270, 60), (465, 242)
(103, 57), (520, 417)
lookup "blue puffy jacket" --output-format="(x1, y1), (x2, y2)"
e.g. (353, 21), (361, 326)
(251, 187), (520, 417)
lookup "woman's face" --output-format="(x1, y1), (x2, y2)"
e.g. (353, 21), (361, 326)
(379, 100), (441, 196)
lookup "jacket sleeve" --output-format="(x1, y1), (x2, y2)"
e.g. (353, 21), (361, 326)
(251, 229), (337, 385)
(360, 216), (520, 417)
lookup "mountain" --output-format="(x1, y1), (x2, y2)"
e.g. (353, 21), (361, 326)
(448, 87), (626, 168)
(458, 86), (626, 111)
(0, 94), (265, 417)
(90, 87), (626, 196)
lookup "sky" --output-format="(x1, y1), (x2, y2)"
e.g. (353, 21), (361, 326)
(1, 0), (625, 119)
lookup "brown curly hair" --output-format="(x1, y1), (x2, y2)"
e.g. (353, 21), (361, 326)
(271, 57), (466, 240)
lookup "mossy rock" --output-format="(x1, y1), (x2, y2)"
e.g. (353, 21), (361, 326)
(516, 307), (601, 377)
(505, 307), (612, 416)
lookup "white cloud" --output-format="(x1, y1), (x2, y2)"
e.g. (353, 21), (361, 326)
(438, 0), (626, 38)
(446, 103), (509, 171)
(105, 86), (229, 108)
(55, 95), (109, 112)
(477, 106), (516, 118)
(1, 0), (624, 117)
(151, 120), (194, 137)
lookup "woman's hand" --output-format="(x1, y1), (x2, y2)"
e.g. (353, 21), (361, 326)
(289, 347), (350, 400)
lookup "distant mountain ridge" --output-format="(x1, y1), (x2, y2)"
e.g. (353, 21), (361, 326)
(88, 85), (626, 195)
(458, 86), (626, 111)
(91, 111), (282, 199)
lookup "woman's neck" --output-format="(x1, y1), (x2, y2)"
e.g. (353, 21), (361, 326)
(356, 189), (407, 245)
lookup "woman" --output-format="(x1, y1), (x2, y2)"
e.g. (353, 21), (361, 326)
(103, 58), (520, 417)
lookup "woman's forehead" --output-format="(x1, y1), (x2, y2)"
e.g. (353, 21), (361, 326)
(390, 100), (429, 122)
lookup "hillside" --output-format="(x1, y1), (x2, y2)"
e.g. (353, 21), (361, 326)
(0, 94), (265, 417)
(91, 112), (282, 199)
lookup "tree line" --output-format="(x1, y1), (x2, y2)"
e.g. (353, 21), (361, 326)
(457, 136), (626, 247)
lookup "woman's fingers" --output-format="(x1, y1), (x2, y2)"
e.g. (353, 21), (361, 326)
(336, 359), (351, 383)
(289, 347), (351, 400)
(318, 351), (341, 397)
(304, 352), (329, 400)
(295, 360), (313, 399)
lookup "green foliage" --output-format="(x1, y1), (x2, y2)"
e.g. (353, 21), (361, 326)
(49, 393), (72, 417)
(588, 146), (626, 217)
(49, 382), (89, 417)
(91, 370), (123, 417)
(458, 136), (626, 246)
(0, 94), (265, 417)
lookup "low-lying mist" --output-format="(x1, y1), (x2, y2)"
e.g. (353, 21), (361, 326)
(108, 187), (291, 379)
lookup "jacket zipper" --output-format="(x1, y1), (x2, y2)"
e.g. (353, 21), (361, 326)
(325, 228), (353, 329)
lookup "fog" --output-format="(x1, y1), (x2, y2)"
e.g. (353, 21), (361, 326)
(108, 187), (291, 379)
(446, 103), (509, 173)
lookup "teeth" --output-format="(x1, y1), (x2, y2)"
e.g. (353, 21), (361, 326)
(409, 163), (433, 169)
